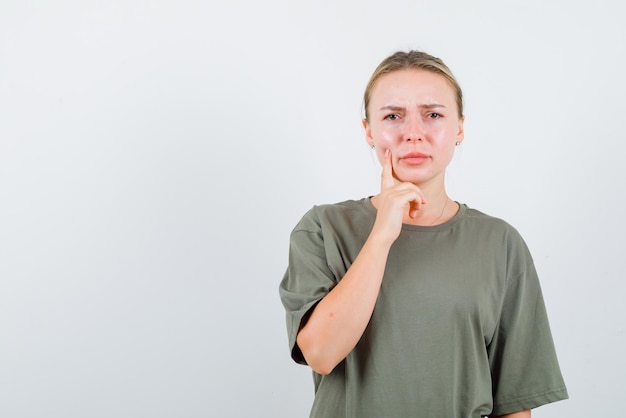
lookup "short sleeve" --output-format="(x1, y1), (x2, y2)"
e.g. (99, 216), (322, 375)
(279, 208), (338, 365)
(488, 239), (568, 415)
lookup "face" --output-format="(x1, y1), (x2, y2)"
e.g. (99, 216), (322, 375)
(363, 69), (464, 187)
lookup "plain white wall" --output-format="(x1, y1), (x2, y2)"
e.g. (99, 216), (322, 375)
(1, 1), (624, 417)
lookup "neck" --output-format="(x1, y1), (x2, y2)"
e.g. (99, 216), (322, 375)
(371, 174), (459, 226)
(370, 186), (457, 227)
(404, 188), (452, 226)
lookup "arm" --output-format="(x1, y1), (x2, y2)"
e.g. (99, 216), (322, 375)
(493, 410), (531, 418)
(296, 228), (392, 375)
(297, 150), (425, 375)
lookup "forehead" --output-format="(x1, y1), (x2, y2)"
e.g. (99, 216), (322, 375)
(370, 69), (456, 106)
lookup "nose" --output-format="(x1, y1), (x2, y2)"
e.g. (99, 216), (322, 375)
(403, 116), (424, 142)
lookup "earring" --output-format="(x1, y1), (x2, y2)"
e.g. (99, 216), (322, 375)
(455, 142), (461, 146)
(371, 145), (375, 150)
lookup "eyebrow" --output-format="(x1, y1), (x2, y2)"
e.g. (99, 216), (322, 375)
(379, 104), (446, 111)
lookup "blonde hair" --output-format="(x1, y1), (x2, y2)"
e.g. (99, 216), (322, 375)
(363, 50), (464, 120)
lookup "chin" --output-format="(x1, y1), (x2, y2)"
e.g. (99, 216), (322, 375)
(396, 170), (440, 186)
(398, 175), (428, 185)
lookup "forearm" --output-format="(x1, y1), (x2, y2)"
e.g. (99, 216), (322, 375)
(296, 233), (392, 375)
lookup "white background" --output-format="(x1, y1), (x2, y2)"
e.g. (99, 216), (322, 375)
(1, 1), (625, 417)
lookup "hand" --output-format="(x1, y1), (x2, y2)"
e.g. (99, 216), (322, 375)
(371, 150), (426, 244)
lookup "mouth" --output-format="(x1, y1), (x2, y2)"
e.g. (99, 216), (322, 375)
(399, 152), (430, 165)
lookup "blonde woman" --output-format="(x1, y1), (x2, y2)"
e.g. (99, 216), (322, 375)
(280, 50), (567, 417)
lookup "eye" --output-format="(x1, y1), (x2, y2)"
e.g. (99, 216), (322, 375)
(384, 113), (400, 121)
(427, 112), (442, 119)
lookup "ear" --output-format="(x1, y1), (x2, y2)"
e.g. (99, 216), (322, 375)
(456, 116), (465, 145)
(362, 118), (374, 147)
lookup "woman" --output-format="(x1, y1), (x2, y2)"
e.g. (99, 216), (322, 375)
(279, 50), (568, 417)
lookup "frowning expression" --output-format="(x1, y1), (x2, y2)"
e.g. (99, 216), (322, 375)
(363, 69), (464, 187)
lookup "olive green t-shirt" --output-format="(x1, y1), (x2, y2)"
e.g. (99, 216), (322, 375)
(279, 198), (568, 417)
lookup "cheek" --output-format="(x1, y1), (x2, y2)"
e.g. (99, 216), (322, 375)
(428, 124), (448, 137)
(371, 132), (400, 163)
(431, 124), (458, 145)
(371, 128), (396, 148)
(375, 148), (386, 165)
(374, 140), (393, 161)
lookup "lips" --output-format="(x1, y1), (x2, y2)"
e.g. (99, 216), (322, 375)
(399, 152), (430, 165)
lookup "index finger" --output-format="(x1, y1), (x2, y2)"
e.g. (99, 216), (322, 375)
(381, 149), (397, 189)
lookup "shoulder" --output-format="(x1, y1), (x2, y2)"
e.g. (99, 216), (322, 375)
(461, 205), (531, 256)
(463, 206), (524, 238)
(461, 205), (535, 275)
(292, 198), (374, 234)
(463, 206), (512, 228)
